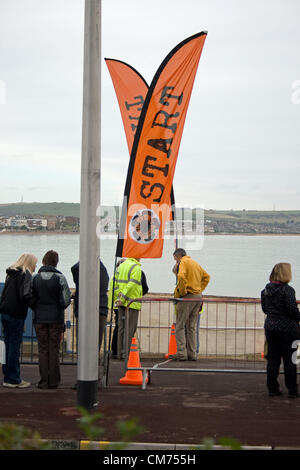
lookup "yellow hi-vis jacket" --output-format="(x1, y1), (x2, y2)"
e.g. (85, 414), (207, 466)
(117, 258), (143, 310)
(108, 269), (120, 311)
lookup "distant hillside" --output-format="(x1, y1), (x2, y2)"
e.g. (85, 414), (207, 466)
(0, 202), (80, 217)
(204, 209), (300, 234)
(205, 209), (300, 225)
(1, 203), (300, 234)
(1, 203), (300, 222)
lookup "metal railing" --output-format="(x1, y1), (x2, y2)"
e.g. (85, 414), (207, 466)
(0, 301), (78, 365)
(1, 294), (299, 372)
(120, 296), (266, 374)
(121, 296), (300, 389)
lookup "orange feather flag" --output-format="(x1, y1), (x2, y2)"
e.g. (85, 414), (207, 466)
(115, 32), (207, 258)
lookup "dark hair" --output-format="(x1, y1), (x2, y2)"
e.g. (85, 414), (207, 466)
(42, 250), (59, 267)
(173, 248), (187, 257)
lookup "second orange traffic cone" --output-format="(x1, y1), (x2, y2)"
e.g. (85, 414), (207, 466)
(120, 337), (148, 386)
(165, 323), (177, 358)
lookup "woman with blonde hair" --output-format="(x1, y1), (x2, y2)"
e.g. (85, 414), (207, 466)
(0, 253), (37, 388)
(261, 263), (300, 398)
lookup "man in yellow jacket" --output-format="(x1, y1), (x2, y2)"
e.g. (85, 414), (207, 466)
(171, 248), (210, 361)
(115, 257), (143, 360)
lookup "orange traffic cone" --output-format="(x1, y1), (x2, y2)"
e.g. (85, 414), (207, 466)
(120, 337), (148, 386)
(165, 323), (177, 358)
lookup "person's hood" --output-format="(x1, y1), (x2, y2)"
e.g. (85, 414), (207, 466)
(263, 282), (286, 297)
(6, 267), (23, 277)
(38, 265), (61, 274)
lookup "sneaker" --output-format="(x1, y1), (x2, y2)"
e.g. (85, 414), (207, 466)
(3, 380), (30, 389)
(16, 380), (30, 388)
(3, 382), (18, 388)
(288, 391), (299, 398)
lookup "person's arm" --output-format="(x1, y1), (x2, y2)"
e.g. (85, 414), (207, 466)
(175, 262), (188, 298)
(100, 263), (109, 292)
(59, 275), (71, 309)
(71, 264), (79, 300)
(99, 263), (109, 315)
(261, 289), (267, 314)
(284, 286), (300, 322)
(200, 267), (210, 291)
(172, 263), (179, 276)
(141, 271), (149, 295)
(22, 271), (36, 308)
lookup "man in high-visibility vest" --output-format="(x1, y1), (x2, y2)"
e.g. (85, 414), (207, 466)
(115, 257), (143, 360)
(171, 248), (210, 361)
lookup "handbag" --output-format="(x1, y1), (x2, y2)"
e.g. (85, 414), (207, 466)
(0, 339), (5, 364)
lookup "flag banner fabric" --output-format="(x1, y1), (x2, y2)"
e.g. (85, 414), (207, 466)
(105, 59), (148, 155)
(105, 58), (176, 222)
(116, 32), (207, 259)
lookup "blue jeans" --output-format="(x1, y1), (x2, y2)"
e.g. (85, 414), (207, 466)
(1, 314), (25, 384)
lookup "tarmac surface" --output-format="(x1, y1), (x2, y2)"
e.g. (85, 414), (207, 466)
(1, 358), (300, 450)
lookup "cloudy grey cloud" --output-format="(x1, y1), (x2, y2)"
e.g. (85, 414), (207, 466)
(0, 0), (299, 209)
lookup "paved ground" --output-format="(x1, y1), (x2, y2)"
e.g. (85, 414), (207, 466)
(1, 358), (300, 449)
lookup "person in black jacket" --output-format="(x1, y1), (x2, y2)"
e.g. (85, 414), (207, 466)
(33, 250), (71, 389)
(71, 259), (109, 353)
(261, 262), (300, 398)
(0, 253), (37, 388)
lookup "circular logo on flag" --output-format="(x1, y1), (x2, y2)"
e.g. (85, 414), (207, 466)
(129, 209), (160, 244)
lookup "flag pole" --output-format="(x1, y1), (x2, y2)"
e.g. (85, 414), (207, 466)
(77, 0), (102, 410)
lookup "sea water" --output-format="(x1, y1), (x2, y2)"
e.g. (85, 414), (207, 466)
(0, 233), (300, 298)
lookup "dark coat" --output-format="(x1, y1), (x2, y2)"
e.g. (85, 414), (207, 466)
(32, 266), (71, 324)
(71, 260), (109, 318)
(261, 282), (300, 333)
(141, 271), (149, 296)
(0, 267), (35, 320)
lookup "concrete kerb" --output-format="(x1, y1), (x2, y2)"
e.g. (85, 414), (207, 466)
(41, 440), (275, 450)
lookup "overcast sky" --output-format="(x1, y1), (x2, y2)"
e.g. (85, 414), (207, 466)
(0, 0), (300, 210)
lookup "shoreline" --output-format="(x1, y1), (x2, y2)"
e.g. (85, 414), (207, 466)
(1, 231), (300, 237)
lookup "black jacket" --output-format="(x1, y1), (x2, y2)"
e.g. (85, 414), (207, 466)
(141, 271), (149, 296)
(71, 260), (109, 318)
(261, 282), (300, 333)
(32, 266), (71, 324)
(0, 267), (35, 320)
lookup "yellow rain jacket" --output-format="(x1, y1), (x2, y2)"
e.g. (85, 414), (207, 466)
(174, 256), (210, 299)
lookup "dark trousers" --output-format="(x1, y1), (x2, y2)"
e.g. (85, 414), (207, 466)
(75, 315), (106, 353)
(265, 329), (299, 394)
(99, 315), (106, 352)
(34, 323), (64, 388)
(111, 309), (118, 356)
(1, 314), (24, 384)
